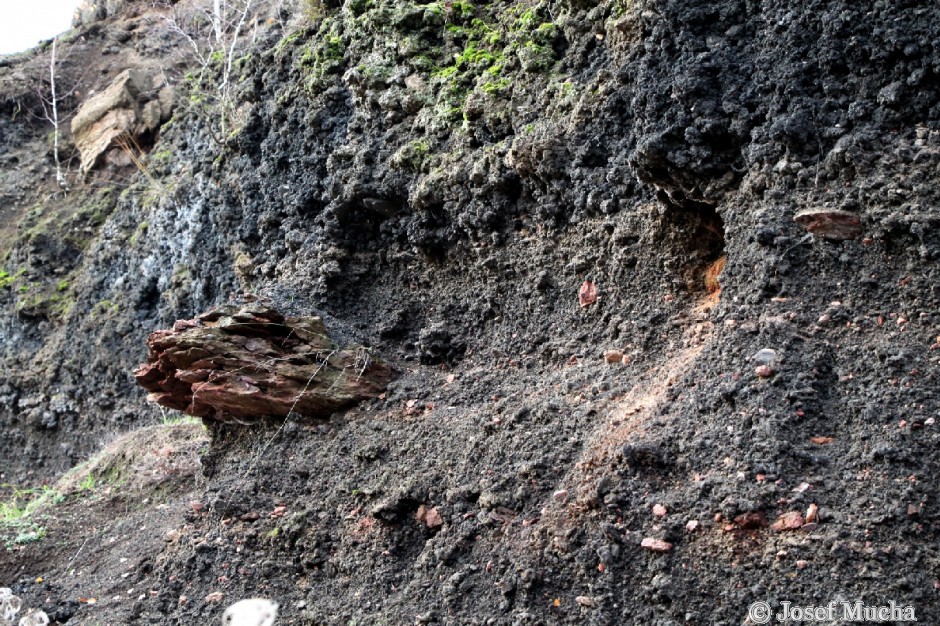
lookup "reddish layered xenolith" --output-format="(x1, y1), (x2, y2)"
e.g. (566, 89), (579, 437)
(135, 305), (396, 423)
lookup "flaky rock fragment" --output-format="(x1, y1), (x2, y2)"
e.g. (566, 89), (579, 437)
(135, 305), (396, 423)
(793, 208), (863, 240)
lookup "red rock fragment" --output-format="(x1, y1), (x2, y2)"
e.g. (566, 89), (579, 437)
(579, 280), (598, 307)
(805, 503), (819, 523)
(652, 504), (668, 518)
(771, 511), (805, 532)
(640, 537), (673, 552)
(604, 349), (624, 364)
(416, 505), (443, 529)
(755, 365), (774, 378)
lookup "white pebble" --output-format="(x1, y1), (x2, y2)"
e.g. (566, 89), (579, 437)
(223, 599), (279, 626)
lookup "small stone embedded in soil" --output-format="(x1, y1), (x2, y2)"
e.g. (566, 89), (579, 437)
(771, 511), (805, 532)
(575, 596), (596, 608)
(640, 538), (673, 552)
(652, 503), (667, 517)
(416, 505), (443, 529)
(604, 349), (624, 364)
(553, 489), (569, 503)
(204, 591), (224, 603)
(755, 365), (774, 378)
(793, 208), (863, 240)
(685, 520), (700, 532)
(579, 280), (598, 307)
(805, 503), (819, 523)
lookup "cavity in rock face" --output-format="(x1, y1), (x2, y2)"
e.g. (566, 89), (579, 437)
(134, 305), (396, 423)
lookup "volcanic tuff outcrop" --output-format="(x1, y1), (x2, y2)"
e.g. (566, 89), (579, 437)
(135, 305), (396, 422)
(70, 68), (173, 174)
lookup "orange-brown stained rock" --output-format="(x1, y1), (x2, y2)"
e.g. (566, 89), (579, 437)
(135, 304), (396, 423)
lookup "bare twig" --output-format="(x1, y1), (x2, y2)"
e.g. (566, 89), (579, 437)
(221, 0), (252, 92)
(49, 37), (66, 188)
(213, 0), (224, 42)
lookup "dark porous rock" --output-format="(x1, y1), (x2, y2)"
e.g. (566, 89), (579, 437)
(793, 209), (863, 240)
(134, 305), (396, 423)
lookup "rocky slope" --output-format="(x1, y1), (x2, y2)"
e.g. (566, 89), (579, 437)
(1, 0), (938, 624)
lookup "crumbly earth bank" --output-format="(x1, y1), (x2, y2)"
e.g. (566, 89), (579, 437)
(0, 0), (938, 624)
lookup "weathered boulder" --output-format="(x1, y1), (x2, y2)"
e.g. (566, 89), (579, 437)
(134, 305), (397, 423)
(70, 68), (173, 174)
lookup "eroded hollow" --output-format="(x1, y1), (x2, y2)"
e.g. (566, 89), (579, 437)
(660, 202), (726, 295)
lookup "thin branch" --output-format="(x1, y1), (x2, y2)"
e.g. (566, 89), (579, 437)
(220, 0), (253, 93)
(213, 0), (224, 42)
(49, 37), (66, 188)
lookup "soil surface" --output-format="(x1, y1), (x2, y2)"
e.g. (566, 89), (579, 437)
(1, 0), (938, 624)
